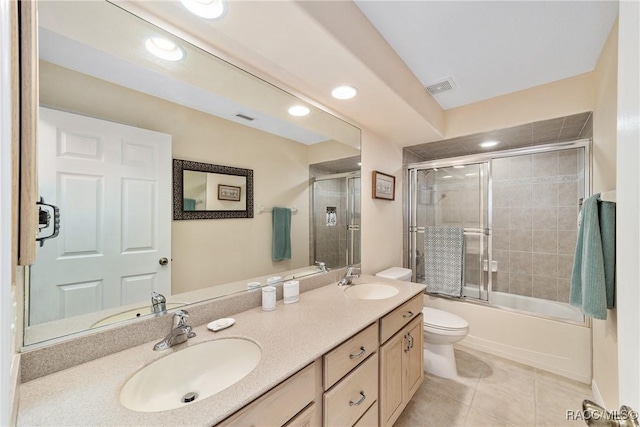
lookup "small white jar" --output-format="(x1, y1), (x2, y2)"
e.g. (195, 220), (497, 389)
(262, 286), (276, 311)
(283, 280), (300, 304)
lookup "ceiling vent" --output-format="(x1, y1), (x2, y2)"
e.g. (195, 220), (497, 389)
(235, 113), (255, 121)
(425, 77), (456, 95)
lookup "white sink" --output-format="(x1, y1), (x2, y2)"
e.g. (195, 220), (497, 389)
(120, 338), (261, 412)
(343, 283), (400, 300)
(91, 303), (186, 328)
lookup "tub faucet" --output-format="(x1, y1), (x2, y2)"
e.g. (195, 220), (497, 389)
(338, 266), (360, 286)
(581, 400), (639, 426)
(153, 310), (196, 351)
(151, 292), (167, 314)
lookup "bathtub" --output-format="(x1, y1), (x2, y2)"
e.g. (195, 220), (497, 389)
(459, 285), (584, 323)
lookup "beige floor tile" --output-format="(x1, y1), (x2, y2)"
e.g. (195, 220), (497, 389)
(536, 380), (594, 427)
(395, 391), (470, 427)
(471, 384), (536, 427)
(535, 369), (592, 396)
(465, 408), (514, 427)
(478, 356), (536, 399)
(423, 372), (479, 406)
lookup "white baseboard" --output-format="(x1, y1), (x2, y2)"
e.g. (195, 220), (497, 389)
(458, 335), (591, 384)
(591, 379), (605, 407)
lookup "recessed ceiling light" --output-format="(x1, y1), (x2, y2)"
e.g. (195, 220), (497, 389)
(180, 0), (226, 19)
(480, 140), (499, 148)
(453, 165), (465, 169)
(288, 106), (310, 117)
(145, 37), (184, 61)
(331, 85), (358, 100)
(442, 175), (452, 179)
(465, 173), (478, 177)
(357, 162), (362, 166)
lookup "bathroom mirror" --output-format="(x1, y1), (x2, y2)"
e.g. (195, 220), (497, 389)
(25, 0), (360, 346)
(174, 159), (253, 219)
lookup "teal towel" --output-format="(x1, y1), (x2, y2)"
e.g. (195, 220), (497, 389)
(272, 207), (292, 261)
(183, 198), (196, 211)
(570, 193), (616, 319)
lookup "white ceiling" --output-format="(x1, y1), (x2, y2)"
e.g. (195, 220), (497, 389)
(355, 1), (619, 110)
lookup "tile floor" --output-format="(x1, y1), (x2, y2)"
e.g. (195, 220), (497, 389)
(395, 346), (594, 427)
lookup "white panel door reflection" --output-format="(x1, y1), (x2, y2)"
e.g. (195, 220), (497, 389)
(30, 107), (171, 325)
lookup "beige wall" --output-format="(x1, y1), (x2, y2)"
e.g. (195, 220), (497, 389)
(592, 19), (619, 408)
(308, 139), (360, 165)
(361, 129), (404, 275)
(445, 72), (595, 138)
(39, 61), (312, 294)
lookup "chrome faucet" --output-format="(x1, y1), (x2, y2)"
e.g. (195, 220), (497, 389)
(151, 292), (167, 314)
(581, 400), (639, 426)
(153, 310), (196, 351)
(338, 266), (360, 286)
(315, 261), (329, 273)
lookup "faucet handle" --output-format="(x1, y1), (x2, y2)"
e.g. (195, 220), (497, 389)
(315, 261), (328, 272)
(173, 309), (190, 327)
(346, 266), (361, 276)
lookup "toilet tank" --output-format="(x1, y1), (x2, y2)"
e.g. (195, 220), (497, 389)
(375, 267), (412, 282)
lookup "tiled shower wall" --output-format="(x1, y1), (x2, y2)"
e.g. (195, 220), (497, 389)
(310, 179), (347, 268)
(491, 149), (583, 302)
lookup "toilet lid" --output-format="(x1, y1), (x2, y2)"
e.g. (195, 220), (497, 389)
(422, 307), (468, 330)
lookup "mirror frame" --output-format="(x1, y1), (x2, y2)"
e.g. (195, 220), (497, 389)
(173, 159), (254, 220)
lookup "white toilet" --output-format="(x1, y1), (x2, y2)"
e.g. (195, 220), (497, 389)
(375, 267), (470, 379)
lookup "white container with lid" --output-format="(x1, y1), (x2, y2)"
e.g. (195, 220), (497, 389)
(375, 267), (413, 282)
(283, 280), (299, 304)
(262, 286), (276, 311)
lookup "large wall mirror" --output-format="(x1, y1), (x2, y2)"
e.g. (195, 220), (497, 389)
(26, 0), (361, 346)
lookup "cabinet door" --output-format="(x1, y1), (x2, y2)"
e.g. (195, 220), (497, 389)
(403, 315), (424, 403)
(379, 330), (406, 427)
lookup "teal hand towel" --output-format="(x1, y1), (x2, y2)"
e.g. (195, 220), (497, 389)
(570, 193), (616, 319)
(272, 207), (292, 261)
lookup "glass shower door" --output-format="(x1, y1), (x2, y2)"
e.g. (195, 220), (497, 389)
(409, 163), (490, 300)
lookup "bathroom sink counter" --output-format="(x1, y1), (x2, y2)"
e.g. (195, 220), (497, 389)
(17, 276), (425, 426)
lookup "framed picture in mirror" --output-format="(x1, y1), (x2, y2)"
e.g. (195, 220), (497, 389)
(173, 159), (253, 219)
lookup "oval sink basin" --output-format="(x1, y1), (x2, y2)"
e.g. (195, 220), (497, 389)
(91, 302), (187, 328)
(344, 283), (400, 300)
(120, 338), (261, 412)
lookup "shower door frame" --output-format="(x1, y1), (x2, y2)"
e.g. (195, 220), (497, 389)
(407, 139), (592, 324)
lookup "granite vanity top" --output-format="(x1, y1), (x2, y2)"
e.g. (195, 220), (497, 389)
(17, 276), (425, 426)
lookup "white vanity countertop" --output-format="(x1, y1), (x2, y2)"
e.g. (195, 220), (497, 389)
(17, 276), (426, 426)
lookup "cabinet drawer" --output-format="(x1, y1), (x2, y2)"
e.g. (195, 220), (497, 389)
(380, 294), (423, 344)
(218, 362), (316, 427)
(323, 322), (379, 390)
(353, 401), (378, 427)
(323, 353), (379, 427)
(284, 403), (316, 427)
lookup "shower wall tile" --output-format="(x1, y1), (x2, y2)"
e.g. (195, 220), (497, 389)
(557, 279), (571, 303)
(533, 276), (558, 300)
(532, 183), (558, 207)
(557, 207), (578, 230)
(493, 208), (510, 229)
(532, 207), (558, 230)
(509, 184), (532, 208)
(510, 251), (532, 275)
(557, 182), (578, 207)
(532, 152), (558, 177)
(493, 187), (510, 208)
(493, 158), (510, 181)
(493, 229), (510, 251)
(532, 230), (558, 253)
(558, 150), (578, 175)
(557, 255), (575, 279)
(493, 250), (510, 273)
(510, 273), (533, 296)
(510, 208), (532, 229)
(533, 253), (558, 277)
(493, 273), (510, 293)
(510, 229), (532, 252)
(557, 231), (578, 254)
(510, 156), (533, 178)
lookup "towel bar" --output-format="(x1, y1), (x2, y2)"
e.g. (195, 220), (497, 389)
(258, 205), (298, 215)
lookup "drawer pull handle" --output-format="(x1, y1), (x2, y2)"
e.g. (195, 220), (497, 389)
(403, 311), (414, 318)
(408, 333), (414, 349)
(349, 391), (366, 407)
(349, 346), (366, 359)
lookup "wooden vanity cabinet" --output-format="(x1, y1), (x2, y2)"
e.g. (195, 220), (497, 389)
(322, 322), (379, 427)
(379, 295), (424, 427)
(217, 361), (320, 427)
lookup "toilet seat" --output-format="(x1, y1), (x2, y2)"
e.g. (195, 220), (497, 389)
(422, 307), (469, 331)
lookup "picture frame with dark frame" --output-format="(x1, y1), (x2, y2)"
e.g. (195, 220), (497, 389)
(218, 184), (241, 201)
(372, 170), (395, 200)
